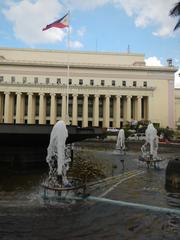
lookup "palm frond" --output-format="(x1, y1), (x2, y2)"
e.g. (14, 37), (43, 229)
(170, 2), (180, 31)
(174, 19), (180, 30)
(169, 2), (180, 17)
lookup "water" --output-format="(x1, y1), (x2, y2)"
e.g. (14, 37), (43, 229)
(140, 123), (159, 163)
(46, 120), (71, 186)
(0, 144), (180, 240)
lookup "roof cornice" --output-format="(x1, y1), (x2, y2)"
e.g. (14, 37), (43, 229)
(0, 47), (144, 57)
(0, 59), (177, 73)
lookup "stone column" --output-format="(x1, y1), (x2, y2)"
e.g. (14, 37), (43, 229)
(39, 93), (46, 124)
(126, 95), (131, 122)
(103, 95), (110, 128)
(72, 94), (78, 126)
(21, 94), (25, 124)
(61, 93), (67, 122)
(27, 93), (35, 124)
(137, 96), (142, 121)
(93, 94), (99, 127)
(4, 92), (10, 123)
(114, 95), (121, 128)
(50, 93), (56, 125)
(82, 94), (89, 127)
(16, 92), (22, 123)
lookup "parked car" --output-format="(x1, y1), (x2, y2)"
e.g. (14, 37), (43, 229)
(107, 128), (119, 132)
(127, 133), (146, 141)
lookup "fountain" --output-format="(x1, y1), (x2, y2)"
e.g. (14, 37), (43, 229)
(116, 129), (126, 152)
(139, 123), (162, 168)
(46, 120), (71, 187)
(116, 129), (126, 170)
(42, 120), (86, 200)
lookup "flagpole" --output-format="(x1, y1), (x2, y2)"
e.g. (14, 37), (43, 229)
(66, 10), (70, 125)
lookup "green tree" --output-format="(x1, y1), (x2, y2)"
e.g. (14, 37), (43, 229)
(169, 1), (180, 31)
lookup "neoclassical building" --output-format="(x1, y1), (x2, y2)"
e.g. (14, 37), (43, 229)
(0, 47), (178, 129)
(175, 88), (180, 129)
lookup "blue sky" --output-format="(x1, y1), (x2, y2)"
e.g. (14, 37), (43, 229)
(0, 0), (179, 86)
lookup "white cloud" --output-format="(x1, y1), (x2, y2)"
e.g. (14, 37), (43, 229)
(65, 0), (109, 11)
(174, 58), (180, 66)
(113, 0), (177, 37)
(2, 0), (178, 46)
(77, 27), (86, 37)
(3, 0), (66, 44)
(145, 56), (163, 66)
(70, 40), (83, 49)
(66, 0), (177, 37)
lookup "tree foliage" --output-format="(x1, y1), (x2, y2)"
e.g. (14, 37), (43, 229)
(169, 1), (180, 30)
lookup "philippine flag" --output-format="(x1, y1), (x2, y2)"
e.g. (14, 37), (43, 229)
(42, 13), (69, 31)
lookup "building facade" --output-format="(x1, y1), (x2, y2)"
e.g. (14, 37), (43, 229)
(175, 88), (180, 129)
(0, 48), (178, 129)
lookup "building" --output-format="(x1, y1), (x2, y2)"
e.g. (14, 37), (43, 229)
(175, 88), (180, 129)
(0, 47), (178, 129)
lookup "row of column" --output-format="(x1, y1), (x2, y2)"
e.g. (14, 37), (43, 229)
(0, 92), (148, 128)
(0, 92), (67, 125)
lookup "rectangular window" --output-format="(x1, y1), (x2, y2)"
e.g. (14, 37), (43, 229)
(122, 80), (126, 86)
(69, 79), (72, 85)
(133, 81), (137, 87)
(0, 76), (4, 82)
(34, 77), (38, 84)
(79, 79), (83, 85)
(112, 80), (115, 86)
(143, 81), (147, 87)
(101, 80), (105, 86)
(46, 78), (50, 84)
(23, 76), (27, 83)
(90, 79), (94, 86)
(11, 76), (15, 83)
(57, 78), (61, 84)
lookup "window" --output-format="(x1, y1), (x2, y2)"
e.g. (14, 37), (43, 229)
(112, 80), (115, 86)
(23, 76), (27, 83)
(34, 77), (38, 84)
(133, 81), (137, 87)
(0, 76), (4, 82)
(57, 78), (61, 84)
(122, 81), (126, 86)
(69, 79), (72, 85)
(11, 76), (15, 83)
(46, 78), (50, 84)
(90, 79), (94, 86)
(143, 81), (147, 87)
(79, 79), (83, 85)
(101, 80), (105, 86)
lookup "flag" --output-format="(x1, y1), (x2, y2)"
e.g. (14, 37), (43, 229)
(42, 13), (69, 31)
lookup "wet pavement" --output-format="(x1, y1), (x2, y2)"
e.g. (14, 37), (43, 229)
(0, 141), (180, 240)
